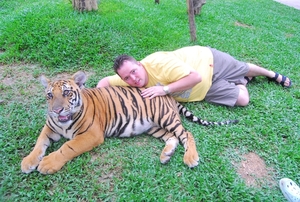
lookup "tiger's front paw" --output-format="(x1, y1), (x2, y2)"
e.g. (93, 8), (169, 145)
(160, 137), (179, 164)
(37, 152), (65, 174)
(160, 148), (175, 164)
(183, 149), (199, 168)
(21, 154), (41, 174)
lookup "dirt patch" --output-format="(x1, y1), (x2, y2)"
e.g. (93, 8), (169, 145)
(0, 65), (37, 85)
(0, 64), (94, 104)
(0, 64), (43, 103)
(233, 152), (276, 188)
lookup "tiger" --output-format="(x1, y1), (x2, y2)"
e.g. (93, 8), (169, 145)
(21, 71), (237, 174)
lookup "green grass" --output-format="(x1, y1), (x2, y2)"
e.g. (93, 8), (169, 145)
(0, 0), (299, 201)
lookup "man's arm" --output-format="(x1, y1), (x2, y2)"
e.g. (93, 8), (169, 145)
(166, 69), (202, 93)
(140, 69), (201, 99)
(97, 77), (111, 88)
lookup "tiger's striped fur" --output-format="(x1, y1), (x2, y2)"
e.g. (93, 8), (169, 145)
(21, 71), (200, 174)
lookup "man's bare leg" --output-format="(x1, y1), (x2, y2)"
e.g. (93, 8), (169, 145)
(235, 63), (291, 106)
(246, 63), (291, 87)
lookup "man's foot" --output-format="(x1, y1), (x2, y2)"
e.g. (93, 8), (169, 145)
(267, 72), (292, 88)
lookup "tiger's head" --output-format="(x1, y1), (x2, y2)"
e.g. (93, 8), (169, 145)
(40, 71), (86, 125)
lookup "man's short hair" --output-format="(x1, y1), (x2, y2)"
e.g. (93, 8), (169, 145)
(113, 55), (137, 74)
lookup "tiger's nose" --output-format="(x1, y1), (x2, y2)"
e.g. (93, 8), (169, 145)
(53, 107), (63, 114)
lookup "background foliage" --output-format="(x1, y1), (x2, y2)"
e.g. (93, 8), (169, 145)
(0, 0), (299, 201)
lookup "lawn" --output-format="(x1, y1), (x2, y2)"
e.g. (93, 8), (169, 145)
(0, 0), (299, 201)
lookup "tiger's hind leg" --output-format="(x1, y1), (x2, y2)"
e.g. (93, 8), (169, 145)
(181, 131), (199, 168)
(148, 127), (179, 164)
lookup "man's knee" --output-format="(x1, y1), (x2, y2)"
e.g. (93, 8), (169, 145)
(235, 85), (249, 106)
(235, 95), (249, 106)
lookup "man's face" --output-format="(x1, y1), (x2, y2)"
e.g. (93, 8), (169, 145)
(117, 60), (148, 87)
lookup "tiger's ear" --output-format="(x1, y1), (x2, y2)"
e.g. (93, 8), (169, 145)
(72, 71), (87, 88)
(40, 75), (50, 89)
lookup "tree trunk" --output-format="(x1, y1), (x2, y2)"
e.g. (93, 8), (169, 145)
(187, 0), (206, 15)
(187, 0), (197, 41)
(72, 0), (98, 11)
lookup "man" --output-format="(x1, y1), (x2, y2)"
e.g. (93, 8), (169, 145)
(97, 46), (292, 107)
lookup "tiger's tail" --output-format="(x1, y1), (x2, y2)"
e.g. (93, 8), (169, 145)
(177, 103), (239, 126)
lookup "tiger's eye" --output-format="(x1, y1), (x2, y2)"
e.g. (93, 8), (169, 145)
(47, 92), (53, 98)
(63, 90), (70, 96)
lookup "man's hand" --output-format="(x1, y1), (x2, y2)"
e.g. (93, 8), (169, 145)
(141, 86), (167, 99)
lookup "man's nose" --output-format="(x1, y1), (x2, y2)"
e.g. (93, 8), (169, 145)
(130, 74), (136, 81)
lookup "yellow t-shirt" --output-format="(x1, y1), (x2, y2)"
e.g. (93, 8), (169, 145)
(108, 46), (214, 102)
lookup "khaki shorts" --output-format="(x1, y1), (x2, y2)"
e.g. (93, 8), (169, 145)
(205, 48), (249, 106)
